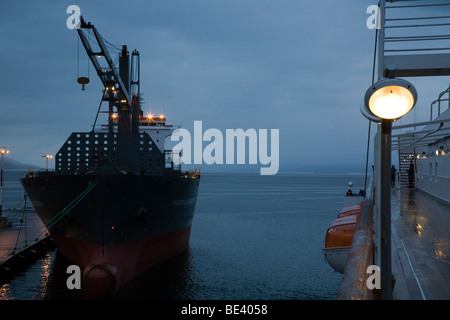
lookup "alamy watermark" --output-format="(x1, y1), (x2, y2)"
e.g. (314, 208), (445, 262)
(171, 121), (279, 175)
(366, 5), (381, 30)
(66, 5), (81, 30)
(366, 265), (381, 289)
(66, 265), (81, 289)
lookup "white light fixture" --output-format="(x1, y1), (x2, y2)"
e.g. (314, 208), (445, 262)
(362, 78), (418, 122)
(362, 77), (417, 301)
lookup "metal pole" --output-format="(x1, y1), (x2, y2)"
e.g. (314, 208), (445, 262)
(377, 1), (386, 81)
(380, 119), (392, 300)
(0, 153), (4, 206)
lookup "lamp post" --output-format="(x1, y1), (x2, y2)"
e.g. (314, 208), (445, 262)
(42, 154), (53, 171)
(362, 78), (417, 300)
(0, 147), (10, 216)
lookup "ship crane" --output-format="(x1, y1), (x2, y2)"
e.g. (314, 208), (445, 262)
(76, 16), (141, 134)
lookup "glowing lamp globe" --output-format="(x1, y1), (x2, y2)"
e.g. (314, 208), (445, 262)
(362, 78), (417, 122)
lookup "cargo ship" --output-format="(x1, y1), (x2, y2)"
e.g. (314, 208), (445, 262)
(20, 16), (200, 298)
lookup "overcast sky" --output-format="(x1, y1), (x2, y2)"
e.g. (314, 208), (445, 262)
(1, 0), (449, 172)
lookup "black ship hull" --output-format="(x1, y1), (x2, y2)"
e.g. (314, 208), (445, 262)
(21, 174), (199, 297)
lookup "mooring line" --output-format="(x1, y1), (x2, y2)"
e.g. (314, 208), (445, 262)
(0, 180), (99, 266)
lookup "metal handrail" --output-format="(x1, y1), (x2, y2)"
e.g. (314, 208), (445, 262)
(430, 85), (450, 120)
(383, 2), (450, 55)
(400, 123), (444, 151)
(386, 3), (450, 9)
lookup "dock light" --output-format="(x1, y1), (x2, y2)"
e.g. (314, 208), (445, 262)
(42, 154), (53, 171)
(0, 147), (10, 210)
(362, 78), (417, 122)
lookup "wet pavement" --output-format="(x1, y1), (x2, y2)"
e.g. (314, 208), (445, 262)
(392, 188), (450, 300)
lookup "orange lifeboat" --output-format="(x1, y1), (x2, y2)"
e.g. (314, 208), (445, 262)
(322, 201), (363, 273)
(324, 215), (358, 248)
(337, 201), (363, 218)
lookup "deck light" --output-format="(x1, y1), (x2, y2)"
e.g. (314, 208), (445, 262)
(362, 78), (417, 122)
(362, 77), (417, 300)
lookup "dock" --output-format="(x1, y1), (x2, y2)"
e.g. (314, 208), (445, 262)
(0, 209), (55, 282)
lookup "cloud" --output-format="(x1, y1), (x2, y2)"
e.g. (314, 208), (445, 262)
(1, 0), (448, 170)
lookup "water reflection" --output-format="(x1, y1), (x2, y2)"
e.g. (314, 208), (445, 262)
(0, 284), (13, 300)
(0, 251), (55, 300)
(400, 189), (427, 238)
(433, 238), (449, 262)
(35, 252), (52, 299)
(113, 249), (194, 300)
(27, 248), (196, 300)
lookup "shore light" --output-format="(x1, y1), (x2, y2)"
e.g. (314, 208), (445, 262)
(42, 154), (53, 171)
(0, 147), (10, 212)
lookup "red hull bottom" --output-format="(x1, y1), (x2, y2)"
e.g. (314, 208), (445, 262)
(53, 226), (192, 298)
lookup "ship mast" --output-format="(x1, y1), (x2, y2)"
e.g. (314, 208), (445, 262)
(130, 49), (141, 133)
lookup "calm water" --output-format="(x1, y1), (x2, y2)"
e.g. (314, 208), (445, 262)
(0, 170), (366, 300)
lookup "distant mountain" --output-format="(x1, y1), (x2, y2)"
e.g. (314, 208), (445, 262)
(280, 163), (369, 174)
(179, 163), (369, 174)
(1, 158), (37, 170)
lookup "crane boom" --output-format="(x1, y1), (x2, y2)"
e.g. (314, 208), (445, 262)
(77, 16), (130, 101)
(77, 15), (140, 134)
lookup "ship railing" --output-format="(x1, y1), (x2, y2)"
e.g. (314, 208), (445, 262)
(430, 84), (450, 120)
(164, 150), (201, 179)
(181, 169), (200, 179)
(391, 82), (450, 152)
(164, 150), (181, 172)
(384, 3), (450, 54)
(338, 174), (377, 300)
(378, 1), (450, 78)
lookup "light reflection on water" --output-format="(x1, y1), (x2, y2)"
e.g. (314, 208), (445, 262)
(0, 252), (54, 300)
